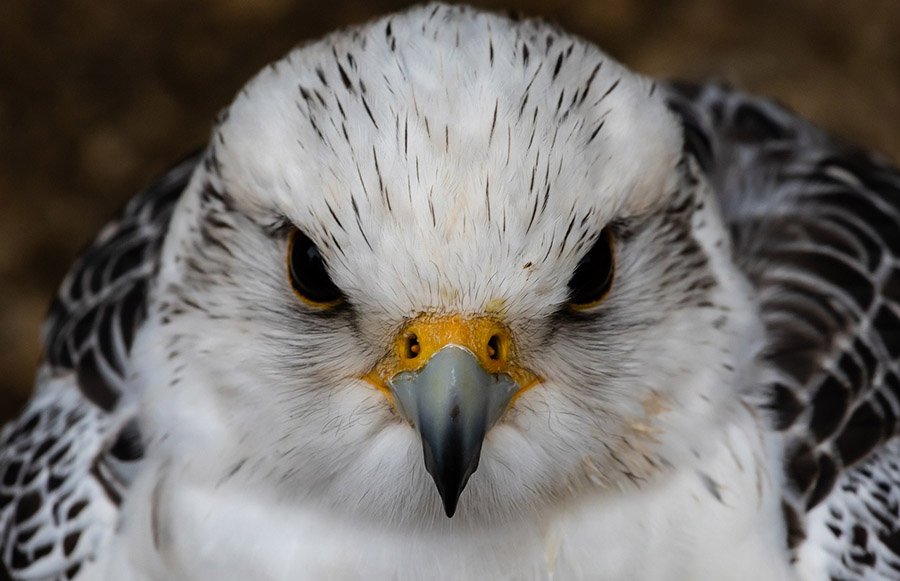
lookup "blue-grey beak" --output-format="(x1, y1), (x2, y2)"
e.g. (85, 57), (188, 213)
(388, 346), (519, 517)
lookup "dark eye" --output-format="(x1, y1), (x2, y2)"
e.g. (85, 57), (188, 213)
(287, 228), (344, 307)
(567, 229), (615, 308)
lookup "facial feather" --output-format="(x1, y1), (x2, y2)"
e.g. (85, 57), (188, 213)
(141, 3), (759, 525)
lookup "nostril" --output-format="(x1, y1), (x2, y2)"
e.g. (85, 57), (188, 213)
(405, 333), (420, 359)
(487, 334), (502, 361)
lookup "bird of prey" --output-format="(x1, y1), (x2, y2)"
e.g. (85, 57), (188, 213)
(2, 4), (900, 580)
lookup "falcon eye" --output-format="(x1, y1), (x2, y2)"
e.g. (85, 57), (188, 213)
(287, 228), (344, 307)
(567, 229), (615, 309)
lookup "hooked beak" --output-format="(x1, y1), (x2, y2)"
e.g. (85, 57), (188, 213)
(389, 346), (518, 516)
(365, 315), (539, 517)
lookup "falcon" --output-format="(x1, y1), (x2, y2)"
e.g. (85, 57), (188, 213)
(2, 4), (900, 580)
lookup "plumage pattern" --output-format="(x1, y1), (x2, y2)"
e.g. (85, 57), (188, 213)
(1, 5), (899, 580)
(666, 82), (900, 578)
(0, 157), (195, 580)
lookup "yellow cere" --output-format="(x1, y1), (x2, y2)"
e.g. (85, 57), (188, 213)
(364, 314), (541, 404)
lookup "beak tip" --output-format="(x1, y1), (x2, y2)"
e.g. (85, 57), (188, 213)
(424, 441), (476, 519)
(435, 475), (467, 518)
(441, 495), (459, 518)
(444, 501), (456, 518)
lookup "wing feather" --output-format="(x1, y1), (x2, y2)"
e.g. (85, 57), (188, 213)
(665, 82), (900, 577)
(0, 154), (198, 580)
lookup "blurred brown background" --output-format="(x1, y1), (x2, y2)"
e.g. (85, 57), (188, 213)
(1, 0), (898, 425)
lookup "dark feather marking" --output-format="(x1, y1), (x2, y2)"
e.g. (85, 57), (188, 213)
(329, 232), (344, 256)
(361, 95), (379, 129)
(698, 472), (724, 504)
(579, 210), (594, 228)
(89, 462), (121, 505)
(558, 212), (578, 258)
(336, 62), (353, 92)
(150, 478), (163, 552)
(217, 459), (247, 488)
(810, 376), (851, 441)
(372, 147), (391, 211)
(301, 106), (326, 143)
(518, 91), (530, 121)
(807, 454), (839, 509)
(324, 201), (345, 233)
(315, 67), (328, 86)
(587, 120), (605, 144)
(523, 61), (544, 95)
(485, 177), (491, 223)
(578, 61), (603, 106)
(835, 403), (883, 466)
(541, 231), (556, 263)
(529, 156), (538, 192)
(76, 351), (119, 412)
(95, 306), (119, 376)
(350, 195), (373, 251)
(334, 95), (347, 120)
(555, 89), (565, 115)
(540, 178), (551, 216)
(783, 501), (806, 549)
(552, 52), (563, 80)
(206, 213), (236, 232)
(595, 78), (620, 105)
(526, 106), (539, 150)
(354, 162), (372, 201)
(403, 114), (409, 156)
(313, 89), (327, 108)
(488, 100), (498, 145)
(525, 185), (540, 236)
(199, 222), (236, 259)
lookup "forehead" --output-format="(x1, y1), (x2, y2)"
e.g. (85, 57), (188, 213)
(212, 5), (682, 316)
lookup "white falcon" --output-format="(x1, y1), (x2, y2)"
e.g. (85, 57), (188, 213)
(2, 4), (900, 580)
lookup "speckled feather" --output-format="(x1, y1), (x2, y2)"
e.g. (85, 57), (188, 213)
(0, 157), (195, 580)
(666, 82), (900, 579)
(1, 5), (900, 580)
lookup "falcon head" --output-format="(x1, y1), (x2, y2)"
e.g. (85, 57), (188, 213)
(142, 4), (760, 524)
